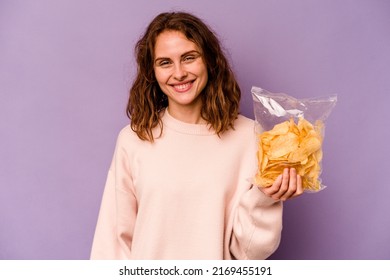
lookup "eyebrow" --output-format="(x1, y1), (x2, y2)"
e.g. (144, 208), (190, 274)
(154, 50), (201, 63)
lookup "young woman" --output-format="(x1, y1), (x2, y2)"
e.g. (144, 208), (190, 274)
(90, 11), (302, 260)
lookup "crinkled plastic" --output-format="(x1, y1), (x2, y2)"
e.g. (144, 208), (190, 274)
(252, 86), (337, 192)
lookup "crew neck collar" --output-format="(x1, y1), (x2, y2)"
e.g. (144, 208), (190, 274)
(162, 108), (215, 136)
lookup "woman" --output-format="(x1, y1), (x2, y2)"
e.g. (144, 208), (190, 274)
(90, 11), (302, 260)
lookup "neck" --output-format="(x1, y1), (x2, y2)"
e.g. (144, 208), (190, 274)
(167, 106), (206, 124)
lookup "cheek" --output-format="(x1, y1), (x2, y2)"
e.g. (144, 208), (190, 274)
(197, 62), (208, 79)
(154, 70), (170, 94)
(199, 66), (208, 86)
(154, 71), (166, 87)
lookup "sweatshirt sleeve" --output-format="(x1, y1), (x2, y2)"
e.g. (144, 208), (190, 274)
(90, 129), (137, 259)
(229, 185), (283, 260)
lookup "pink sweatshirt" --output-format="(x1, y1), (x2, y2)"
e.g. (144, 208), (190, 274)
(90, 109), (282, 260)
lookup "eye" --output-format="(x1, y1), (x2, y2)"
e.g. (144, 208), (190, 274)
(156, 59), (172, 68)
(183, 55), (195, 62)
(160, 60), (171, 67)
(182, 54), (199, 63)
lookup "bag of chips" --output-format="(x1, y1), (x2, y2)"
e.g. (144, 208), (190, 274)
(251, 86), (337, 192)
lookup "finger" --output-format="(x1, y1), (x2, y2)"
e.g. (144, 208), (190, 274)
(292, 174), (304, 197)
(280, 168), (298, 201)
(272, 168), (289, 200)
(261, 174), (282, 196)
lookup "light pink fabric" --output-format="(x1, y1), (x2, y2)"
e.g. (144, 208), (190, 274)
(90, 109), (282, 260)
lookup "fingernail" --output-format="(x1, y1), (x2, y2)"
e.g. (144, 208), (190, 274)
(291, 168), (296, 174)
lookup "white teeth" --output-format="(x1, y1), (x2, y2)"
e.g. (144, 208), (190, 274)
(174, 83), (191, 91)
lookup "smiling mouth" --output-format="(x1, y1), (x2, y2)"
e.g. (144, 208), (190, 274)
(172, 81), (194, 92)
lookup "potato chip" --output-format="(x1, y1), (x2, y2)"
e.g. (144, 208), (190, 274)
(251, 86), (337, 193)
(254, 117), (324, 192)
(269, 132), (299, 158)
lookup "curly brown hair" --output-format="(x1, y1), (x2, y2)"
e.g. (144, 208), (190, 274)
(127, 11), (241, 141)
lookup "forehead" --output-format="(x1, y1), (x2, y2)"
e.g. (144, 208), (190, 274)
(154, 30), (200, 56)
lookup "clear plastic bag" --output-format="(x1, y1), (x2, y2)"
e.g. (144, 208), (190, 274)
(251, 86), (337, 192)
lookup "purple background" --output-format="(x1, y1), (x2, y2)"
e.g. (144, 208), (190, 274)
(1, 0), (389, 260)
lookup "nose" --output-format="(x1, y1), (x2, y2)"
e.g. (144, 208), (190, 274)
(173, 63), (187, 80)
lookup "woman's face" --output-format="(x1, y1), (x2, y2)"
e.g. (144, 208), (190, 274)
(153, 30), (208, 117)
